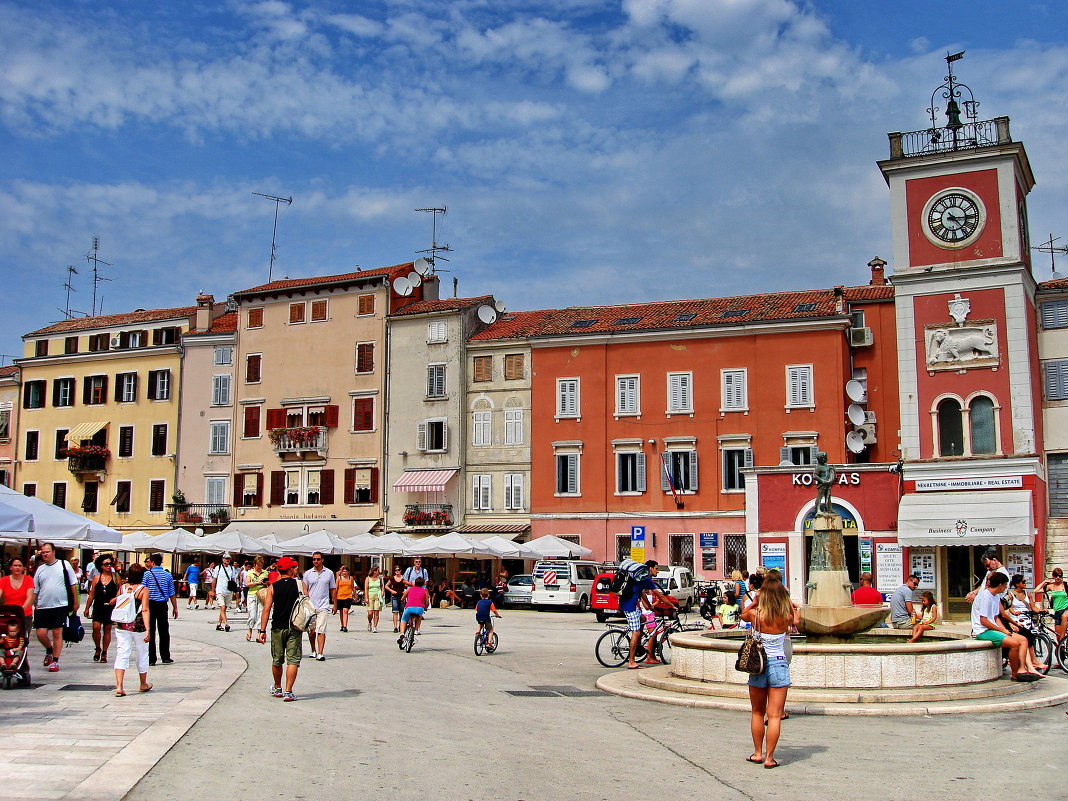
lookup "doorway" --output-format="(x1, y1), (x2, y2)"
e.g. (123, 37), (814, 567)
(945, 545), (1001, 615)
(804, 534), (861, 584)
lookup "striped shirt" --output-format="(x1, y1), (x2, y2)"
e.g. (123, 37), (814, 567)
(144, 566), (176, 602)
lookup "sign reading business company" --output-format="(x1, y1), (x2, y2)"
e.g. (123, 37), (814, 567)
(915, 476), (1023, 492)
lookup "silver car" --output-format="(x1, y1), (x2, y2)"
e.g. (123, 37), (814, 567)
(502, 574), (533, 606)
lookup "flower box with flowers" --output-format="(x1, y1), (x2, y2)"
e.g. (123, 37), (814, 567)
(64, 445), (112, 459)
(268, 426), (323, 448)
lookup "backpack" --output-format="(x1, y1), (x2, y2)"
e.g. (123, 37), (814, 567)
(112, 586), (138, 624)
(608, 559), (650, 599)
(289, 581), (317, 632)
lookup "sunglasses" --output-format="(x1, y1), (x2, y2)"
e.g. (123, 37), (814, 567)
(102, 562), (113, 567)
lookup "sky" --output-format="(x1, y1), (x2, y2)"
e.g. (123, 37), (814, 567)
(1, 0), (1066, 362)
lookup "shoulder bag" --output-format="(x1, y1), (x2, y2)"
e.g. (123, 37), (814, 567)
(735, 617), (767, 675)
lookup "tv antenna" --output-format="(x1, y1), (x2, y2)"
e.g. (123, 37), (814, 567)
(253, 192), (292, 282)
(59, 265), (79, 319)
(85, 236), (111, 317)
(1033, 233), (1067, 279)
(415, 206), (451, 271)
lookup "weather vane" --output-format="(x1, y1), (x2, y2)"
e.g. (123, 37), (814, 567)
(924, 51), (989, 152)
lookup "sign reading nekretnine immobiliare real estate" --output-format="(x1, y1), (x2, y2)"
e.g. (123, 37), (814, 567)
(914, 476), (1023, 492)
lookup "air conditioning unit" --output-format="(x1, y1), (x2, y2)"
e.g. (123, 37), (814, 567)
(849, 327), (874, 347)
(109, 336), (122, 348)
(863, 411), (877, 424)
(855, 423), (877, 444)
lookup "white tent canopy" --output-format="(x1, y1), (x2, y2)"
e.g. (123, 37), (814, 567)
(139, 528), (206, 554)
(198, 529), (281, 557)
(277, 530), (356, 556)
(480, 535), (526, 557)
(523, 534), (593, 558)
(0, 483), (122, 543)
(118, 531), (155, 551)
(219, 519), (377, 542)
(358, 532), (416, 555)
(406, 531), (497, 557)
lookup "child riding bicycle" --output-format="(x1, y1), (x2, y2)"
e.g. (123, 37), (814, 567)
(475, 588), (501, 641)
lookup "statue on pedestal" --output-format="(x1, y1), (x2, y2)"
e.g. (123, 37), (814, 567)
(814, 451), (835, 515)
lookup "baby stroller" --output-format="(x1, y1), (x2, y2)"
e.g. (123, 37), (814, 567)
(0, 605), (31, 689)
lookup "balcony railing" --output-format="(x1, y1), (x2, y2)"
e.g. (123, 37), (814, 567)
(270, 426), (327, 455)
(888, 117), (1009, 160)
(166, 504), (232, 526)
(403, 503), (453, 528)
(68, 454), (108, 475)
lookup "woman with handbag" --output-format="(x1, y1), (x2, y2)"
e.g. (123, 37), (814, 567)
(112, 563), (152, 696)
(740, 575), (799, 769)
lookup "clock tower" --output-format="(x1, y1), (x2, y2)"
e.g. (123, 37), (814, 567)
(877, 53), (1046, 611)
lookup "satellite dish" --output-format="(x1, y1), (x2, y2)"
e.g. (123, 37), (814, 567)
(408, 271), (422, 288)
(845, 379), (866, 402)
(393, 276), (413, 297)
(413, 257), (431, 276)
(477, 305), (498, 324)
(846, 430), (867, 454)
(846, 403), (866, 426)
(494, 299), (507, 313)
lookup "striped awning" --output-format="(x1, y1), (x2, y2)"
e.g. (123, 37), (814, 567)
(65, 421), (109, 444)
(392, 468), (458, 493)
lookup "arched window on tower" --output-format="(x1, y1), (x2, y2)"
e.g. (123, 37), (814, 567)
(937, 398), (964, 456)
(969, 395), (997, 455)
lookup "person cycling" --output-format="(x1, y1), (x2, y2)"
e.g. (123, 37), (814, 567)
(475, 588), (501, 642)
(397, 577), (429, 645)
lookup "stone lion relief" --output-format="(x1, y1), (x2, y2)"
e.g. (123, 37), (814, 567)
(924, 323), (999, 371)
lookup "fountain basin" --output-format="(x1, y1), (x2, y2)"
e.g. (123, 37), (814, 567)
(796, 604), (890, 641)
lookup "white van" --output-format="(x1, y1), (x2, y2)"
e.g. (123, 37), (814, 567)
(530, 560), (602, 611)
(652, 565), (696, 611)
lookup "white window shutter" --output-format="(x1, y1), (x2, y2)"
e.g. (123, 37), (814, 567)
(567, 454), (578, 493)
(472, 477), (481, 509)
(513, 475), (523, 510)
(743, 448), (754, 467)
(779, 446), (791, 464)
(661, 453), (672, 491)
(417, 422), (427, 451)
(441, 422), (448, 452)
(687, 450), (698, 491)
(636, 452), (647, 492)
(482, 475), (491, 509)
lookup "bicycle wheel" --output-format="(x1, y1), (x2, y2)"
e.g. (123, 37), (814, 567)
(595, 630), (630, 668)
(487, 632), (499, 654)
(473, 631), (486, 656)
(657, 631), (675, 665)
(1033, 631), (1053, 675)
(404, 627), (416, 653)
(1057, 635), (1068, 675)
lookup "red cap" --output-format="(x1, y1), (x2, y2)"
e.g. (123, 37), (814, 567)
(275, 556), (299, 570)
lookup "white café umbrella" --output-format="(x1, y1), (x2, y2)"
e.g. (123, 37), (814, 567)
(140, 528), (205, 554)
(358, 531), (416, 555)
(118, 531), (155, 551)
(277, 529), (354, 557)
(0, 483), (121, 543)
(523, 534), (593, 558)
(405, 531), (497, 557)
(197, 529), (281, 557)
(342, 533), (378, 553)
(480, 535), (525, 557)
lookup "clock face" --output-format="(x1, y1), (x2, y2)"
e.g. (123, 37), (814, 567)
(923, 190), (984, 247)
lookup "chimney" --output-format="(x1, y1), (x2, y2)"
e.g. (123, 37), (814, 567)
(868, 257), (888, 286)
(195, 292), (215, 331)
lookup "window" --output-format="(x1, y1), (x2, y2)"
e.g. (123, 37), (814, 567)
(243, 406), (261, 438)
(205, 477), (227, 507)
(82, 481), (99, 513)
(214, 346), (233, 365)
(289, 302), (306, 324)
(310, 299), (328, 321)
(113, 481), (131, 514)
(118, 425), (134, 457)
(504, 409), (524, 445)
(212, 375), (231, 406)
(721, 369), (747, 411)
(247, 307), (264, 328)
(52, 377), (74, 407)
(505, 473), (524, 510)
(472, 411), (491, 446)
(238, 473), (263, 507)
(88, 333), (110, 352)
(147, 369), (171, 400)
(117, 372), (137, 403)
(616, 376), (639, 415)
(64, 336), (78, 354)
(667, 372), (692, 413)
(786, 365), (813, 408)
(937, 398), (964, 456)
(149, 480), (165, 513)
(35, 340), (48, 357)
(473, 356), (492, 382)
(352, 397), (374, 431)
(426, 364), (446, 398)
(662, 449), (698, 492)
(24, 431), (39, 461)
(418, 419), (448, 452)
(616, 534), (632, 562)
(52, 482), (66, 509)
(151, 424), (168, 457)
(54, 430), (68, 460)
(1045, 360), (1068, 401)
(970, 396), (997, 455)
(22, 484), (36, 498)
(472, 474), (492, 510)
(152, 327), (179, 345)
(357, 294), (375, 316)
(83, 375), (108, 405)
(781, 445), (816, 466)
(427, 321), (447, 343)
(1041, 299), (1068, 330)
(0, 408), (8, 440)
(23, 380), (46, 409)
(120, 330), (145, 348)
(245, 354), (262, 384)
(557, 378), (579, 417)
(556, 453), (579, 495)
(616, 451), (647, 493)
(344, 467), (378, 504)
(355, 342), (374, 374)
(669, 534), (695, 573)
(504, 353), (525, 380)
(284, 471), (300, 505)
(305, 470), (322, 505)
(209, 421), (230, 454)
(722, 448), (752, 491)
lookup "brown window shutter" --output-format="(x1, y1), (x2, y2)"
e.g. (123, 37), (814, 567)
(254, 473), (264, 507)
(320, 470), (335, 505)
(52, 381), (61, 407)
(100, 375), (108, 403)
(243, 406), (260, 438)
(344, 468), (355, 504)
(146, 370), (158, 400)
(369, 468), (379, 504)
(266, 408), (285, 429)
(473, 356), (491, 382)
(270, 471), (285, 505)
(324, 405), (339, 428)
(82, 378), (92, 405)
(233, 480), (244, 508)
(353, 398), (373, 431)
(114, 375), (124, 403)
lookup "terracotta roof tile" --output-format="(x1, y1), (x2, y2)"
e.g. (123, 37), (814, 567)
(25, 306), (197, 337)
(184, 311), (238, 337)
(843, 285), (895, 301)
(234, 263), (411, 297)
(1038, 277), (1068, 291)
(390, 295), (495, 316)
(469, 309), (561, 341)
(0, 365), (18, 378)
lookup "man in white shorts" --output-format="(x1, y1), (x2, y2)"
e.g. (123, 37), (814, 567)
(211, 554), (239, 631)
(302, 552), (336, 661)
